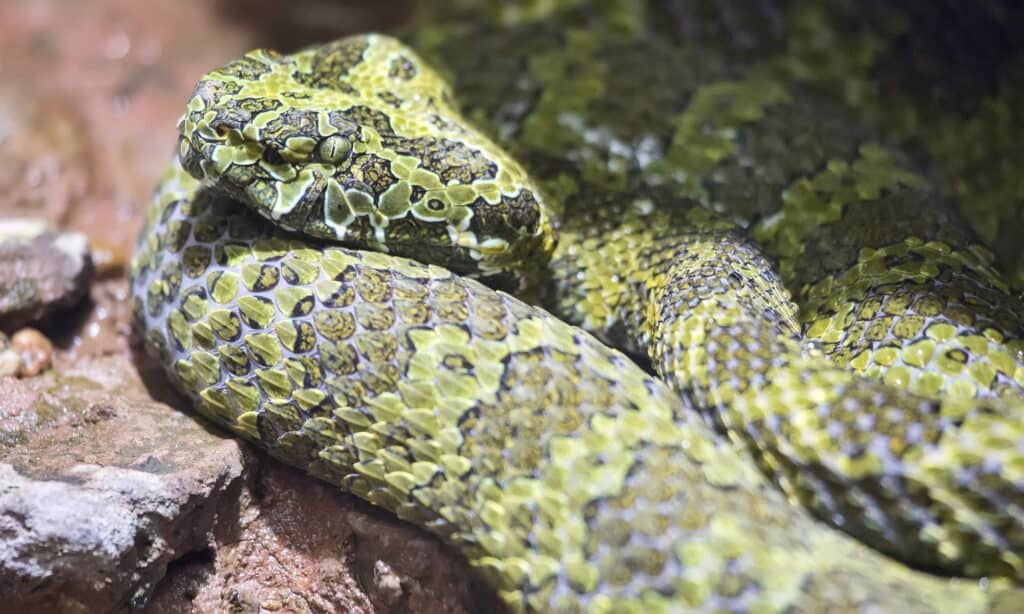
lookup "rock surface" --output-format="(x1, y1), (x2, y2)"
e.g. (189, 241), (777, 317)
(9, 328), (54, 377)
(0, 220), (92, 330)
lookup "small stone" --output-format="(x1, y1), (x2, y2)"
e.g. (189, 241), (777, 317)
(374, 560), (404, 607)
(88, 235), (130, 277)
(11, 327), (53, 376)
(0, 218), (93, 329)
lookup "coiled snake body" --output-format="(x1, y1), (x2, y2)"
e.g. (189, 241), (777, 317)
(131, 2), (1024, 611)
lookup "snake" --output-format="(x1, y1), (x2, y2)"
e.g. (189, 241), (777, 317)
(129, 1), (1024, 611)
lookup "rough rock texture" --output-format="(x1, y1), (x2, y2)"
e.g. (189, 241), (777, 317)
(144, 462), (497, 614)
(0, 358), (243, 609)
(0, 220), (93, 330)
(0, 356), (247, 611)
(9, 327), (55, 377)
(0, 1), (490, 612)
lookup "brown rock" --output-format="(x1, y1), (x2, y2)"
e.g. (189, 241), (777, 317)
(0, 356), (248, 612)
(10, 327), (53, 377)
(145, 461), (498, 614)
(0, 220), (93, 330)
(0, 87), (93, 227)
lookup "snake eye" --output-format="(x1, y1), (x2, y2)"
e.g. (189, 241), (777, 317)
(317, 135), (352, 164)
(426, 199), (446, 212)
(262, 147), (286, 165)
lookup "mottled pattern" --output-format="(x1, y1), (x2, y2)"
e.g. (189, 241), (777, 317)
(132, 3), (1024, 612)
(177, 35), (553, 292)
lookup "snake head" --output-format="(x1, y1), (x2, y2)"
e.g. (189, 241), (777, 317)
(177, 33), (555, 290)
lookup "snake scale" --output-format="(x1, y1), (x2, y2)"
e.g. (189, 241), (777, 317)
(130, 1), (1024, 611)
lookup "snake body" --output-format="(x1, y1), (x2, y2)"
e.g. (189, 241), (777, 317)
(131, 2), (1024, 611)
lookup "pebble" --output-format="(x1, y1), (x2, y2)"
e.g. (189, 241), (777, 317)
(11, 327), (53, 376)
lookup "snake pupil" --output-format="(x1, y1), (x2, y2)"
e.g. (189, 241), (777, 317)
(317, 134), (352, 164)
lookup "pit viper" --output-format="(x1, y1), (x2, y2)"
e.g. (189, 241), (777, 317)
(130, 1), (1024, 611)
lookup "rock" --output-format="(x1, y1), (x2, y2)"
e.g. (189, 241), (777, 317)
(0, 88), (92, 227)
(0, 355), (495, 613)
(145, 461), (498, 614)
(10, 327), (53, 376)
(0, 219), (93, 330)
(0, 356), (247, 612)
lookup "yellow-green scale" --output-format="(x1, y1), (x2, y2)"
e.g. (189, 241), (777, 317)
(130, 2), (1024, 611)
(131, 166), (1014, 611)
